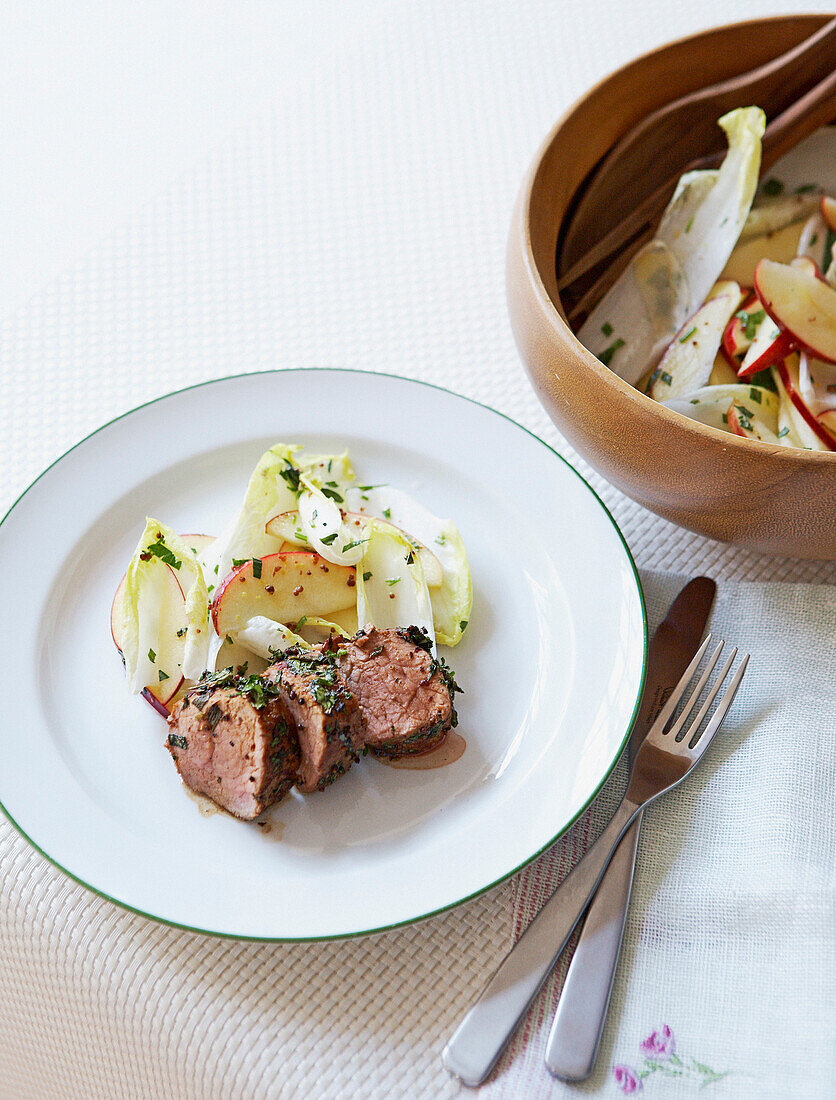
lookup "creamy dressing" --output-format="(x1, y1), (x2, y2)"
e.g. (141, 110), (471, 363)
(377, 731), (466, 770)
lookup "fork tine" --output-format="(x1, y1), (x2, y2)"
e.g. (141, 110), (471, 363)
(685, 653), (749, 755)
(649, 634), (712, 736)
(665, 640), (725, 742)
(683, 647), (737, 745)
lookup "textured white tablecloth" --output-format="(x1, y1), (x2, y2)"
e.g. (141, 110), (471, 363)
(0, 2), (833, 1098)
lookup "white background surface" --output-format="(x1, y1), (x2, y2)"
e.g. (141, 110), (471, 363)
(0, 2), (833, 1098)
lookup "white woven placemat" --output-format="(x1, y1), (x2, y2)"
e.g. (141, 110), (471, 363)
(0, 2), (833, 1098)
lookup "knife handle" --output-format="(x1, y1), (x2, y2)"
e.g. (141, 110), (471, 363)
(544, 811), (642, 1080)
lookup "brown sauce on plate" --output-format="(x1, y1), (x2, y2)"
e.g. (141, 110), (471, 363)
(378, 731), (466, 770)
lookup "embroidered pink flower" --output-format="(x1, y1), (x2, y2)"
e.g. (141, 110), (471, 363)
(613, 1065), (643, 1093)
(640, 1024), (675, 1061)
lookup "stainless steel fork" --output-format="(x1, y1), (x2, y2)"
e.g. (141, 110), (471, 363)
(442, 636), (748, 1087)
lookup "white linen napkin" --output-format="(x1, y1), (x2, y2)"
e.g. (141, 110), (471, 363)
(483, 571), (836, 1100)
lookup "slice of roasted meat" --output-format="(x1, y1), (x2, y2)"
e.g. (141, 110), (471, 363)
(265, 647), (364, 792)
(166, 672), (300, 820)
(328, 625), (460, 758)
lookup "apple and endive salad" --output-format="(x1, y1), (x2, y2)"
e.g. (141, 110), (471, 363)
(579, 107), (836, 451)
(111, 444), (472, 713)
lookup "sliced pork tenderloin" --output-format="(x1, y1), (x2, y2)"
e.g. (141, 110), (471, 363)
(265, 647), (364, 792)
(328, 625), (460, 758)
(166, 672), (300, 820)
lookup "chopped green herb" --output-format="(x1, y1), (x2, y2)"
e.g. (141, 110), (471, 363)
(370, 645), (384, 657)
(763, 178), (783, 196)
(144, 540), (182, 570)
(685, 216), (694, 233)
(252, 558), (262, 579)
(434, 533), (447, 546)
(293, 528), (309, 543)
(601, 322), (613, 337)
(341, 538), (369, 553)
(599, 338), (625, 367)
(810, 233), (819, 246)
(382, 507), (391, 519)
(659, 371), (673, 387)
(405, 550), (415, 565)
(735, 308), (765, 341)
(645, 368), (662, 393)
(356, 484), (384, 491)
(794, 183), (817, 194)
(720, 216), (728, 226)
(296, 615), (308, 628)
(167, 733), (187, 750)
(225, 635), (233, 645)
(459, 620), (468, 631)
(176, 627), (187, 638)
(778, 426), (790, 438)
(205, 703), (224, 731)
(679, 326), (697, 343)
(749, 388), (762, 404)
(159, 670), (170, 681)
(327, 459), (333, 473)
(279, 460), (301, 495)
(385, 577), (401, 586)
(320, 532), (338, 546)
(362, 571), (372, 581)
(721, 413), (728, 424)
(148, 648), (156, 663)
(734, 405), (754, 431)
(213, 564), (219, 575)
(232, 557), (248, 568)
(207, 585), (214, 594)
(321, 487), (344, 503)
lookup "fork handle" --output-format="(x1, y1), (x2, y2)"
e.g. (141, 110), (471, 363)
(544, 811), (642, 1080)
(442, 797), (641, 1087)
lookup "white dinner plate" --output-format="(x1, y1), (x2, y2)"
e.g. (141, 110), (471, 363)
(0, 370), (646, 939)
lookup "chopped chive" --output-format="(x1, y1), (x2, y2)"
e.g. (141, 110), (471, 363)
(762, 178), (783, 196)
(232, 557), (248, 568)
(749, 388), (762, 404)
(296, 615), (307, 628)
(599, 338), (625, 367)
(685, 216), (694, 233)
(362, 571), (372, 581)
(459, 620), (468, 631)
(679, 326), (697, 343)
(659, 371), (673, 386)
(794, 183), (817, 194)
(252, 558), (263, 579)
(385, 577), (401, 586)
(320, 532), (338, 545)
(148, 648), (156, 663)
(778, 426), (790, 438)
(435, 533), (447, 546)
(690, 399), (700, 405)
(321, 487), (344, 503)
(382, 507), (391, 519)
(159, 670), (170, 682)
(601, 322), (613, 337)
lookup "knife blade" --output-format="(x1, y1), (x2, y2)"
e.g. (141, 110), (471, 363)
(544, 575), (716, 1081)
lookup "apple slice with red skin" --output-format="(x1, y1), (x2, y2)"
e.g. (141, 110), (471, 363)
(721, 291), (759, 366)
(212, 552), (357, 638)
(818, 409), (836, 443)
(773, 357), (836, 451)
(754, 259), (836, 364)
(110, 569), (186, 713)
(821, 196), (836, 233)
(736, 315), (795, 379)
(790, 255), (827, 282)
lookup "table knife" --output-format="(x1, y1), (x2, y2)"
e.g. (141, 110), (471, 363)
(544, 575), (716, 1080)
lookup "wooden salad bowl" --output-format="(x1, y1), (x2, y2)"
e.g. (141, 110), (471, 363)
(507, 15), (836, 560)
